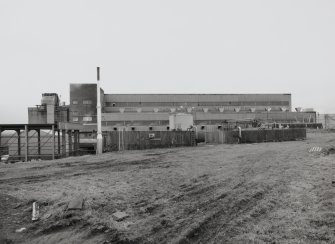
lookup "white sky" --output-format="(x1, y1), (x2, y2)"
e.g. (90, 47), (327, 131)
(0, 0), (334, 123)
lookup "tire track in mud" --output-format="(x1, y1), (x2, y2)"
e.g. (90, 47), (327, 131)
(0, 156), (172, 185)
(144, 150), (283, 244)
(173, 184), (273, 244)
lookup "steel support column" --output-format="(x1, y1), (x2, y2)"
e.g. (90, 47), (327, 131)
(57, 130), (61, 157)
(52, 125), (55, 160)
(68, 130), (73, 156)
(74, 130), (79, 156)
(24, 125), (28, 162)
(16, 129), (21, 157)
(61, 130), (66, 157)
(37, 129), (41, 155)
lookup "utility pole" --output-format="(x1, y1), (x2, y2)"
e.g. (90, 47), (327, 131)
(96, 67), (103, 154)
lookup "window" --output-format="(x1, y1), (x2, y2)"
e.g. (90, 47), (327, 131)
(83, 116), (92, 122)
(72, 111), (78, 116)
(83, 100), (92, 105)
(73, 117), (79, 122)
(72, 100), (78, 105)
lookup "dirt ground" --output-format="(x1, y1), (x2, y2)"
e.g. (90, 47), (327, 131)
(0, 132), (334, 244)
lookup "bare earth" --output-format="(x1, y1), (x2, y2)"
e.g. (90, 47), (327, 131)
(0, 132), (334, 244)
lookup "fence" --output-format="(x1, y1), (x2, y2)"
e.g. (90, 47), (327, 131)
(104, 130), (195, 151)
(198, 128), (306, 144)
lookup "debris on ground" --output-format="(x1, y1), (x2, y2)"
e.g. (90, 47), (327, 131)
(67, 196), (84, 210)
(32, 202), (39, 221)
(112, 211), (129, 221)
(309, 146), (323, 153)
(323, 146), (335, 155)
(15, 227), (26, 233)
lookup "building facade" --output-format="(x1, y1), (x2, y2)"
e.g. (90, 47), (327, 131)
(65, 84), (316, 131)
(28, 93), (69, 124)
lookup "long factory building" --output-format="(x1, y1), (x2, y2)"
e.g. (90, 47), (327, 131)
(28, 83), (316, 131)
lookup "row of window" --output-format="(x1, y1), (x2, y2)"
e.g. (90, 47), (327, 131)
(72, 100), (93, 105)
(105, 106), (288, 113)
(105, 101), (290, 107)
(72, 100), (289, 107)
(73, 116), (93, 122)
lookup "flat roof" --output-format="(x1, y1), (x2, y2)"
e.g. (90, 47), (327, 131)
(104, 93), (291, 95)
(0, 124), (58, 131)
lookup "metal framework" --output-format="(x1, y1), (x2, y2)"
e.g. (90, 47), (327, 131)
(0, 124), (80, 162)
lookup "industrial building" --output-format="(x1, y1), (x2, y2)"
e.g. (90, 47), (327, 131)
(28, 83), (317, 131)
(0, 83), (320, 162)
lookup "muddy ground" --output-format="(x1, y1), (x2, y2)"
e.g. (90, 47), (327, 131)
(0, 132), (334, 243)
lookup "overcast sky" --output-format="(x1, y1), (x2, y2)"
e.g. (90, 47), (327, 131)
(0, 0), (334, 123)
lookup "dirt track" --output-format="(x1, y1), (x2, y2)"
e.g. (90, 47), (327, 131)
(0, 132), (334, 243)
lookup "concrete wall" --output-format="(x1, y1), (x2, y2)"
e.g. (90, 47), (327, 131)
(28, 106), (69, 124)
(69, 83), (104, 124)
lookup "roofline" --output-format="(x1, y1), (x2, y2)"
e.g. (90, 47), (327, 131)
(104, 93), (292, 95)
